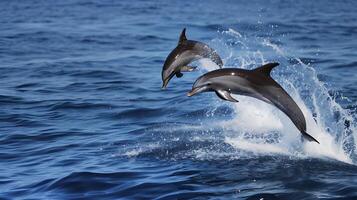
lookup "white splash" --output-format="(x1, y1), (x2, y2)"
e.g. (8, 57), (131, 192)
(123, 143), (160, 158)
(198, 58), (221, 72)
(225, 138), (289, 155)
(262, 39), (286, 57)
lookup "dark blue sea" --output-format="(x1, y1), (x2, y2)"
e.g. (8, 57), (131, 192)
(1, 0), (357, 199)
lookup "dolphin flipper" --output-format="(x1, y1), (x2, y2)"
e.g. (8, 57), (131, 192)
(175, 66), (197, 78)
(215, 90), (239, 102)
(301, 131), (319, 144)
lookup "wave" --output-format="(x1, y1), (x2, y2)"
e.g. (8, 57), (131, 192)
(49, 101), (113, 111)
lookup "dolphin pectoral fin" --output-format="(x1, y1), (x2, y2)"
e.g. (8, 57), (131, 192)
(180, 66), (197, 72)
(175, 72), (183, 78)
(301, 131), (320, 144)
(215, 90), (239, 102)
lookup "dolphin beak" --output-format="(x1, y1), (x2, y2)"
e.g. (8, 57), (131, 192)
(161, 79), (169, 90)
(187, 90), (195, 97)
(187, 86), (205, 97)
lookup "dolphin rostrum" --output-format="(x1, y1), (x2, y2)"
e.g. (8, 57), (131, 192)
(187, 62), (319, 143)
(161, 28), (223, 89)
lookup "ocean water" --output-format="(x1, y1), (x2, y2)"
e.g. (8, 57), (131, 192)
(1, 0), (357, 199)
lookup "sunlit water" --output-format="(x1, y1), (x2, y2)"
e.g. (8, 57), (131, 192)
(1, 0), (357, 199)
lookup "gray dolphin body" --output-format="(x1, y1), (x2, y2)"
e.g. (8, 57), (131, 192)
(161, 28), (223, 89)
(187, 63), (319, 143)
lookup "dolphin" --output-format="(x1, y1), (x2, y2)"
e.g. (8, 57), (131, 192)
(187, 62), (319, 143)
(161, 28), (223, 89)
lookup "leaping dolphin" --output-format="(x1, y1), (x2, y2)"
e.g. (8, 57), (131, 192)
(161, 28), (223, 89)
(187, 63), (319, 144)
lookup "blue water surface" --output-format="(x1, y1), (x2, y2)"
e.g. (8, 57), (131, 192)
(1, 0), (357, 199)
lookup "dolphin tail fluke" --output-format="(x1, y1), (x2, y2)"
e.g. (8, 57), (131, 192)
(210, 53), (224, 68)
(301, 131), (320, 144)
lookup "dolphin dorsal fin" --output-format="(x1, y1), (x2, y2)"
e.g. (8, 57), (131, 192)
(178, 28), (187, 45)
(253, 62), (279, 76)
